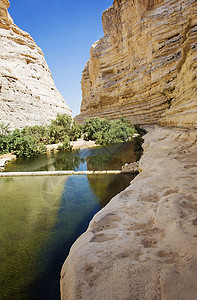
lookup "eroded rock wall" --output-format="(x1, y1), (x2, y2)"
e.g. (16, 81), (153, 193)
(77, 0), (197, 128)
(0, 1), (71, 130)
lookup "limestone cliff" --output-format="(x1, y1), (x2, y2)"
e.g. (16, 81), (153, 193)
(0, 0), (71, 130)
(76, 0), (197, 128)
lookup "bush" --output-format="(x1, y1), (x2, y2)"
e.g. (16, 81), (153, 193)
(21, 125), (48, 143)
(48, 113), (74, 143)
(69, 121), (82, 141)
(83, 117), (110, 141)
(83, 117), (137, 145)
(0, 126), (47, 157)
(0, 115), (143, 158)
(57, 136), (73, 151)
(0, 123), (10, 135)
(0, 134), (10, 154)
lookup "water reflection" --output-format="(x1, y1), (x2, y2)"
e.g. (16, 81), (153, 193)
(4, 141), (141, 173)
(0, 173), (134, 299)
(0, 176), (67, 298)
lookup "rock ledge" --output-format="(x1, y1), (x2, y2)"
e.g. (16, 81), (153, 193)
(61, 126), (197, 300)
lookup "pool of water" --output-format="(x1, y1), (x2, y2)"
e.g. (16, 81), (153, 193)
(0, 141), (141, 299)
(0, 173), (135, 299)
(4, 141), (141, 172)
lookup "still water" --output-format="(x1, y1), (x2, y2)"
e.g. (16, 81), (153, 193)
(4, 141), (141, 172)
(0, 174), (135, 299)
(0, 142), (140, 299)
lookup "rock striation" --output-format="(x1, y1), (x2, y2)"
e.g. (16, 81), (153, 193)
(76, 0), (197, 128)
(0, 0), (71, 130)
(61, 126), (197, 300)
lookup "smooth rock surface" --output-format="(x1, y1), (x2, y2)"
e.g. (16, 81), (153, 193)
(0, 1), (71, 130)
(76, 0), (197, 128)
(61, 126), (197, 300)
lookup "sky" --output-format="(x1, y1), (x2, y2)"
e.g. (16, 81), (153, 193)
(8, 0), (113, 117)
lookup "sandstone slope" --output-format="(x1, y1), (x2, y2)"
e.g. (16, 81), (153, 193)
(0, 0), (71, 130)
(76, 0), (197, 128)
(61, 126), (197, 300)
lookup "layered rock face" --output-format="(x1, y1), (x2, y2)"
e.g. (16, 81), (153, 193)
(0, 1), (71, 130)
(77, 0), (197, 128)
(61, 126), (197, 300)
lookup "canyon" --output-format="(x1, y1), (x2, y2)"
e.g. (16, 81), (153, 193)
(76, 0), (197, 128)
(61, 1), (197, 299)
(0, 0), (71, 130)
(0, 0), (196, 299)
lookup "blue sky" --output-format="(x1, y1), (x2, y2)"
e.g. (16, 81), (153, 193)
(8, 0), (113, 117)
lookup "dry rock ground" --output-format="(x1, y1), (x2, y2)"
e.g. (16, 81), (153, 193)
(61, 126), (197, 300)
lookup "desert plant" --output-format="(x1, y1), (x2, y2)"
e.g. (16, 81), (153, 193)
(57, 135), (73, 151)
(0, 123), (10, 135)
(83, 117), (136, 145)
(69, 121), (82, 141)
(83, 117), (111, 141)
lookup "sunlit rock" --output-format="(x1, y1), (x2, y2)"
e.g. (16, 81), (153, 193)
(0, 1), (71, 129)
(76, 0), (197, 128)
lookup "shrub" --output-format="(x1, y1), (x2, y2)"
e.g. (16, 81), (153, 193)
(84, 117), (136, 145)
(69, 121), (82, 141)
(21, 125), (48, 143)
(0, 123), (10, 135)
(0, 134), (10, 154)
(48, 113), (73, 143)
(83, 117), (111, 141)
(57, 136), (73, 151)
(0, 127), (46, 157)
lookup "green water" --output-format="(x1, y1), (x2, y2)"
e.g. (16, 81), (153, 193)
(0, 173), (135, 299)
(4, 141), (141, 172)
(0, 141), (141, 299)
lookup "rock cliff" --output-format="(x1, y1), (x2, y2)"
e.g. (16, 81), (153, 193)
(0, 0), (71, 130)
(76, 0), (197, 128)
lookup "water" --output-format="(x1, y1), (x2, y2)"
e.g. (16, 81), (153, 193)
(0, 141), (141, 299)
(0, 174), (135, 299)
(4, 141), (141, 172)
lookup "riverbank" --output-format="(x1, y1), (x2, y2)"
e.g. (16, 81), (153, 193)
(0, 153), (16, 171)
(46, 139), (98, 153)
(60, 126), (197, 300)
(0, 140), (98, 172)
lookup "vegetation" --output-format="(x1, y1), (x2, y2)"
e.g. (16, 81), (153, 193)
(0, 114), (144, 158)
(0, 114), (82, 157)
(83, 117), (137, 145)
(0, 128), (46, 158)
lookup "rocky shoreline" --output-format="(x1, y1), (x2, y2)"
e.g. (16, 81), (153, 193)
(60, 126), (197, 300)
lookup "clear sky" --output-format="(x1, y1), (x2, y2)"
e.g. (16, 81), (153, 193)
(8, 0), (113, 117)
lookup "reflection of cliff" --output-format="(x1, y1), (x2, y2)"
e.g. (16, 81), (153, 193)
(86, 141), (139, 170)
(87, 173), (135, 207)
(76, 0), (197, 128)
(0, 176), (67, 297)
